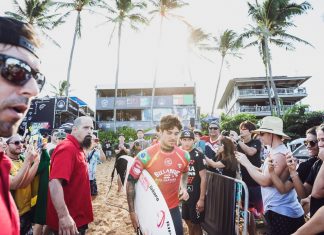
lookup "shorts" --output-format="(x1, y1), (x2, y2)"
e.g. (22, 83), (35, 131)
(90, 179), (98, 196)
(182, 202), (204, 224)
(170, 207), (184, 235)
(264, 210), (304, 235)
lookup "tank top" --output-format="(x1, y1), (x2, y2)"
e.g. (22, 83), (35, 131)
(261, 144), (304, 218)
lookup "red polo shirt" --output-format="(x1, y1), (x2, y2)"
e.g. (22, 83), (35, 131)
(0, 152), (19, 235)
(46, 135), (93, 230)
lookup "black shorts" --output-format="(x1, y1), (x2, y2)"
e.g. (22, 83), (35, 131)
(90, 179), (98, 196)
(182, 201), (204, 224)
(264, 210), (304, 235)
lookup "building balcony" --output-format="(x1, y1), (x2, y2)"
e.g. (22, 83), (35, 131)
(97, 120), (191, 131)
(96, 95), (194, 110)
(238, 104), (295, 116)
(238, 87), (307, 99)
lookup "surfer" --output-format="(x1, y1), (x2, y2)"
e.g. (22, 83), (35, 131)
(126, 115), (190, 235)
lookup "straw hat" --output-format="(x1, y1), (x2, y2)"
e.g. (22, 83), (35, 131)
(252, 116), (290, 140)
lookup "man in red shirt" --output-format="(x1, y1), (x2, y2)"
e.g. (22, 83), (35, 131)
(127, 115), (190, 235)
(0, 16), (44, 235)
(47, 116), (94, 235)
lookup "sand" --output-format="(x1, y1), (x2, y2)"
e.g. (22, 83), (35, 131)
(87, 160), (134, 234)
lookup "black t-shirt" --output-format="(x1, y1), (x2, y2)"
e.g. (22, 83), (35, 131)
(185, 148), (206, 204)
(288, 157), (317, 183)
(306, 159), (322, 186)
(237, 139), (262, 186)
(220, 158), (237, 179)
(114, 143), (130, 158)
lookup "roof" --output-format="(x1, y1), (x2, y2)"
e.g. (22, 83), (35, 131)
(95, 81), (195, 90)
(217, 75), (311, 108)
(70, 96), (88, 107)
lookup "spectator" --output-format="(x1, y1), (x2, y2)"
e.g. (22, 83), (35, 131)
(0, 16), (43, 235)
(201, 121), (222, 173)
(7, 134), (40, 234)
(231, 121), (263, 235)
(88, 135), (105, 199)
(193, 129), (206, 154)
(236, 116), (305, 235)
(46, 116), (94, 235)
(205, 137), (239, 178)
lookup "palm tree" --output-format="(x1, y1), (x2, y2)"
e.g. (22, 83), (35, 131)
(55, 0), (105, 97)
(50, 80), (70, 96)
(148, 0), (188, 126)
(186, 26), (212, 81)
(241, 0), (312, 116)
(102, 0), (148, 132)
(210, 29), (242, 116)
(5, 0), (63, 46)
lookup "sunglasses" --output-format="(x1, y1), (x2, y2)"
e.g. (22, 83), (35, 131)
(9, 140), (24, 145)
(57, 138), (65, 140)
(0, 54), (45, 91)
(209, 127), (218, 130)
(304, 140), (318, 147)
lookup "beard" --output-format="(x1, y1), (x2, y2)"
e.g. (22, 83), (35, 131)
(81, 135), (92, 149)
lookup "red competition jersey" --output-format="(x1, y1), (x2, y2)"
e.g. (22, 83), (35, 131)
(0, 152), (19, 235)
(46, 135), (93, 230)
(129, 143), (190, 209)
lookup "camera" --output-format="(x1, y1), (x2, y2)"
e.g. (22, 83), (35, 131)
(221, 130), (230, 137)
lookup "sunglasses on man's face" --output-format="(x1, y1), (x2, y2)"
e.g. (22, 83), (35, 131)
(304, 140), (318, 147)
(209, 127), (218, 130)
(9, 140), (24, 146)
(0, 54), (45, 91)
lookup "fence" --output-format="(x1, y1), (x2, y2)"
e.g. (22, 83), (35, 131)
(201, 172), (249, 235)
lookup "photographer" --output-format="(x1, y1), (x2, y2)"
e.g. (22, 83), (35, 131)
(130, 129), (149, 157)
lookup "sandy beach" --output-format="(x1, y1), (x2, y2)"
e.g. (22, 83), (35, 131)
(87, 159), (134, 234)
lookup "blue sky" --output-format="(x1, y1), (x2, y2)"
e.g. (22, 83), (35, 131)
(1, 0), (323, 114)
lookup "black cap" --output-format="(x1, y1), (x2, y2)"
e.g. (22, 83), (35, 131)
(180, 130), (195, 139)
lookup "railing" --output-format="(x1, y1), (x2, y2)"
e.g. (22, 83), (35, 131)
(96, 120), (191, 130)
(238, 87), (306, 97)
(238, 105), (294, 114)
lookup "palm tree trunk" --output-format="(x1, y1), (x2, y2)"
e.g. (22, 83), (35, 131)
(150, 17), (163, 127)
(113, 21), (122, 132)
(211, 56), (224, 116)
(66, 12), (80, 97)
(264, 38), (281, 116)
(264, 65), (273, 115)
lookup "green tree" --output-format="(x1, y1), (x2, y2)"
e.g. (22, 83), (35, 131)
(102, 0), (148, 132)
(282, 104), (324, 139)
(56, 0), (105, 97)
(241, 0), (312, 116)
(49, 80), (70, 96)
(5, 0), (63, 46)
(149, 0), (188, 126)
(220, 113), (258, 134)
(210, 29), (242, 116)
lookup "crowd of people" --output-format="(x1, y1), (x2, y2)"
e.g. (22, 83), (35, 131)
(1, 16), (324, 235)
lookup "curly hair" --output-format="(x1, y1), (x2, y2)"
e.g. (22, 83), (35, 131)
(160, 115), (182, 132)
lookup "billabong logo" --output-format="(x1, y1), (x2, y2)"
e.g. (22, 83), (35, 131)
(156, 210), (165, 228)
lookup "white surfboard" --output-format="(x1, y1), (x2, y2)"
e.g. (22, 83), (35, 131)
(122, 155), (176, 234)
